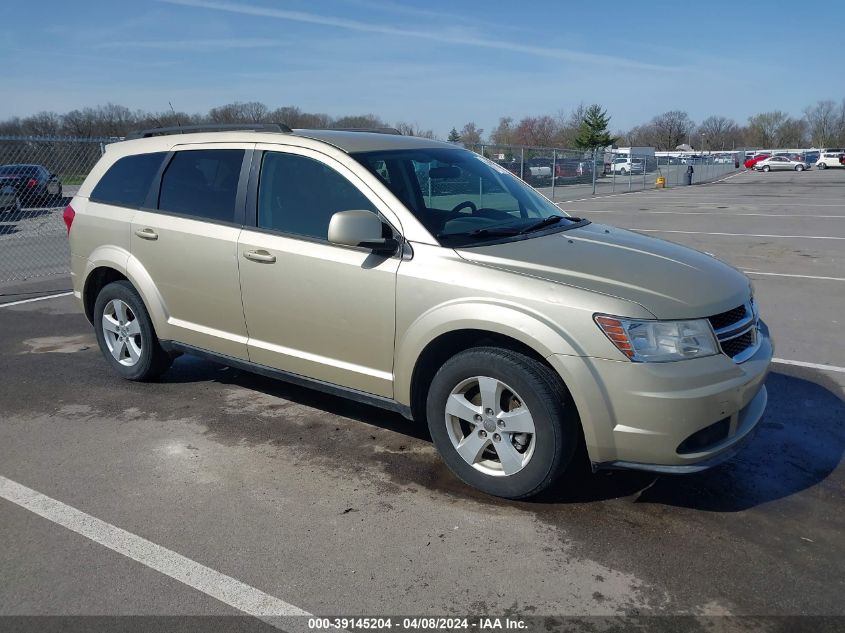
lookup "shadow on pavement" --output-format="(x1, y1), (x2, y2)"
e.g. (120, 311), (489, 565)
(165, 355), (843, 512)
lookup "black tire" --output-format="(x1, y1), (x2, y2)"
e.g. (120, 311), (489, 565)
(93, 280), (172, 381)
(425, 347), (579, 499)
(817, 162), (827, 170)
(762, 165), (770, 172)
(795, 165), (804, 171)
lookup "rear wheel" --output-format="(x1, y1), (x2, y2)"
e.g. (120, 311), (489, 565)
(93, 280), (172, 381)
(426, 347), (578, 499)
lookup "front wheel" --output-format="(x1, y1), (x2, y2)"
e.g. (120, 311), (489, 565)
(93, 280), (172, 381)
(426, 347), (579, 499)
(762, 165), (771, 172)
(795, 165), (805, 171)
(817, 162), (827, 170)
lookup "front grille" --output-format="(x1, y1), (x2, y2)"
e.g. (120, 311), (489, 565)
(707, 301), (759, 362)
(721, 330), (755, 358)
(708, 304), (747, 330)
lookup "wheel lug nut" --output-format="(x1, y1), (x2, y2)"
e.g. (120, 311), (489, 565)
(485, 408), (493, 415)
(474, 414), (482, 423)
(478, 430), (487, 438)
(497, 420), (505, 428)
(493, 433), (501, 442)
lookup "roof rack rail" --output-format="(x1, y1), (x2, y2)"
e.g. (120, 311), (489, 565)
(328, 127), (403, 135)
(125, 123), (291, 140)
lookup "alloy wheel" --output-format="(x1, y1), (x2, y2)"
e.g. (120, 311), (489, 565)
(444, 376), (536, 476)
(101, 299), (142, 366)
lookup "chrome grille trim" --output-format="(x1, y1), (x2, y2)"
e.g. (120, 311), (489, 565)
(709, 301), (760, 364)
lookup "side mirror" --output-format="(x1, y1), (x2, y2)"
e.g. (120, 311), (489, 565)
(328, 210), (398, 254)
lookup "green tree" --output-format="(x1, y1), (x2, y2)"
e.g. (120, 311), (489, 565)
(447, 127), (461, 143)
(574, 104), (617, 150)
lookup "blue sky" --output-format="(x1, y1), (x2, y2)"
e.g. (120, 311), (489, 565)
(2, 0), (843, 137)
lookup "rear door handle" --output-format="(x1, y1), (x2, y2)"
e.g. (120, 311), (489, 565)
(134, 228), (158, 241)
(243, 249), (276, 263)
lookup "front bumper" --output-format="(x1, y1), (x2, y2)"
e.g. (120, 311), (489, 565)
(548, 320), (773, 472)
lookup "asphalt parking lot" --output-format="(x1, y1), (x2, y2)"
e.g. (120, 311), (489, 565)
(0, 168), (843, 630)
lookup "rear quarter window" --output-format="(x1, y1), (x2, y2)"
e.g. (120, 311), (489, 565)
(91, 152), (167, 208)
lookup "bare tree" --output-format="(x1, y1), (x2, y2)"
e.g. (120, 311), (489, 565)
(20, 111), (62, 136)
(490, 117), (516, 145)
(805, 100), (838, 147)
(333, 114), (387, 129)
(394, 121), (435, 138)
(269, 106), (333, 129)
(745, 111), (789, 147)
(552, 103), (586, 147)
(208, 102), (249, 123)
(459, 122), (483, 144)
(649, 111), (695, 150)
(513, 115), (557, 146)
(696, 116), (741, 150)
(62, 108), (100, 137)
(777, 118), (807, 147)
(240, 101), (269, 122)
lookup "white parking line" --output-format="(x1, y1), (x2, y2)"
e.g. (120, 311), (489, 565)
(634, 229), (845, 240)
(0, 475), (309, 627)
(0, 291), (73, 308)
(744, 271), (845, 282)
(772, 359), (845, 374)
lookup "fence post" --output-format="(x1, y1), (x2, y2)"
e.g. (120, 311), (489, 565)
(611, 152), (616, 192)
(591, 148), (597, 195)
(480, 144), (485, 157)
(520, 147), (524, 181)
(551, 149), (556, 202)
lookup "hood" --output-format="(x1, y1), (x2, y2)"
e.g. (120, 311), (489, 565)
(456, 222), (750, 319)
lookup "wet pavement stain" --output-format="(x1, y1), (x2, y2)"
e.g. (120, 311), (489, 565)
(21, 334), (95, 354)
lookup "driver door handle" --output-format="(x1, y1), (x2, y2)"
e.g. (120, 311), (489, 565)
(134, 228), (158, 240)
(243, 249), (277, 264)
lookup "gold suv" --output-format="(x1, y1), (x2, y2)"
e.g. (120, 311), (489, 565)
(66, 124), (772, 498)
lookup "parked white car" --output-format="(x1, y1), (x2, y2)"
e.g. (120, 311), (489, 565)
(610, 157), (645, 175)
(815, 150), (845, 169)
(754, 156), (807, 172)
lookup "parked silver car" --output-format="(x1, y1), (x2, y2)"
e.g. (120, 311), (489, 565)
(754, 156), (807, 172)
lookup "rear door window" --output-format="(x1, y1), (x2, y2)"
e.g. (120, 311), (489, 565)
(90, 152), (167, 208)
(158, 149), (245, 223)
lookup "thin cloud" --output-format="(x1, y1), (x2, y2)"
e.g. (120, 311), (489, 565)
(93, 38), (291, 51)
(159, 0), (679, 72)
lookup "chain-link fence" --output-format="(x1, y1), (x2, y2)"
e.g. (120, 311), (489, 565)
(468, 144), (744, 201)
(0, 135), (744, 286)
(0, 136), (116, 285)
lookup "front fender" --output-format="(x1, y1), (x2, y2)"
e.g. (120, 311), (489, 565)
(393, 298), (586, 406)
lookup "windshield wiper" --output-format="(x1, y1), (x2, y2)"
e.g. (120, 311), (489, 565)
(438, 215), (585, 241)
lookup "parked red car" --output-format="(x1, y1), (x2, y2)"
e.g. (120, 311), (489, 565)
(744, 154), (771, 169)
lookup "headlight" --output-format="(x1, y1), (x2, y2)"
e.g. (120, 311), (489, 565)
(594, 315), (719, 362)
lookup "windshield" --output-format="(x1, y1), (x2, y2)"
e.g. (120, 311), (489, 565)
(351, 148), (586, 246)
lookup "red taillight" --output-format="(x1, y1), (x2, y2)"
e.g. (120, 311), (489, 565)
(26, 178), (37, 188)
(63, 205), (75, 235)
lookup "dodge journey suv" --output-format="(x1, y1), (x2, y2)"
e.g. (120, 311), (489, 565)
(66, 124), (772, 499)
